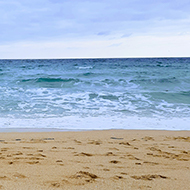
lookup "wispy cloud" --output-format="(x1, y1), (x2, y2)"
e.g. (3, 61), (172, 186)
(109, 43), (122, 47)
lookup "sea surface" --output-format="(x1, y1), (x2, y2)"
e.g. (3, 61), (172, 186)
(0, 58), (190, 131)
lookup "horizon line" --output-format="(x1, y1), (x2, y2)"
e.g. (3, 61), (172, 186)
(0, 56), (190, 60)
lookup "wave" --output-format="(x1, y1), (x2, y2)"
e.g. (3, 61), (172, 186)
(82, 72), (95, 76)
(20, 77), (80, 83)
(130, 77), (179, 84)
(149, 91), (190, 104)
(99, 94), (119, 101)
(18, 77), (81, 88)
(37, 77), (80, 83)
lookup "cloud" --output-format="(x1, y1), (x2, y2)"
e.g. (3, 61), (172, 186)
(97, 31), (110, 36)
(121, 33), (132, 38)
(109, 43), (122, 47)
(1, 34), (190, 59)
(0, 0), (190, 58)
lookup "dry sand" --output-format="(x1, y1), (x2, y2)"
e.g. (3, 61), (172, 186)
(0, 130), (189, 190)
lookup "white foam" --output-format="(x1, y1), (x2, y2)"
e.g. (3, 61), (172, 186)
(78, 66), (94, 70)
(0, 116), (189, 131)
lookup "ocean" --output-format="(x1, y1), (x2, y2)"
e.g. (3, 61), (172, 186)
(0, 58), (190, 131)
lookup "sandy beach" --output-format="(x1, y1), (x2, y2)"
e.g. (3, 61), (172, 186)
(0, 130), (189, 190)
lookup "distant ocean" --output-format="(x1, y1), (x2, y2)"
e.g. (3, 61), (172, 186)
(0, 58), (190, 131)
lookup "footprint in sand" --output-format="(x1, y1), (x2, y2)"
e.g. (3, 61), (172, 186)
(30, 139), (46, 143)
(1, 148), (8, 152)
(119, 142), (131, 146)
(48, 171), (98, 186)
(0, 176), (8, 180)
(168, 146), (175, 148)
(74, 140), (82, 144)
(13, 173), (27, 179)
(74, 152), (93, 157)
(70, 171), (98, 184)
(56, 160), (64, 166)
(46, 179), (69, 188)
(56, 160), (63, 163)
(37, 149), (43, 152)
(62, 147), (75, 150)
(0, 156), (5, 160)
(147, 147), (189, 161)
(105, 152), (116, 156)
(126, 154), (140, 160)
(13, 152), (23, 156)
(143, 161), (159, 165)
(23, 147), (35, 150)
(173, 136), (190, 142)
(113, 175), (123, 180)
(142, 136), (154, 141)
(110, 160), (121, 164)
(36, 153), (46, 157)
(83, 167), (90, 169)
(103, 168), (110, 171)
(26, 161), (39, 164)
(131, 174), (169, 181)
(50, 182), (60, 187)
(87, 140), (102, 145)
(109, 147), (119, 151)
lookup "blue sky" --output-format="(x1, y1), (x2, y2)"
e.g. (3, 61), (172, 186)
(0, 0), (190, 58)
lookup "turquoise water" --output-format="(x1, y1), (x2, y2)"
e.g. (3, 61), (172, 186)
(0, 58), (190, 130)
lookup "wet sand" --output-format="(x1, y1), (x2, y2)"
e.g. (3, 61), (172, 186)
(0, 130), (189, 190)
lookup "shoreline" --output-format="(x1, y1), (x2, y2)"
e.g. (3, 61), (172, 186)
(0, 130), (189, 189)
(0, 128), (190, 133)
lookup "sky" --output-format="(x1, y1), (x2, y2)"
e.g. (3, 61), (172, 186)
(0, 0), (190, 59)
